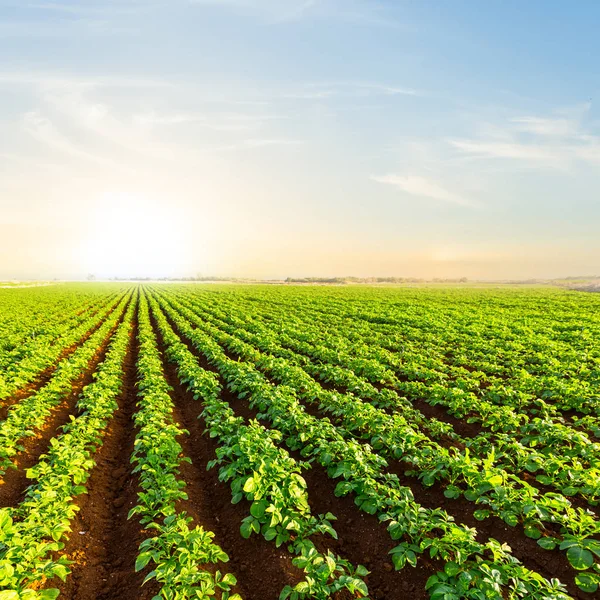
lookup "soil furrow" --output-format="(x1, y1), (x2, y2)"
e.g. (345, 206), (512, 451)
(272, 379), (592, 599)
(229, 388), (441, 600)
(150, 309), (304, 600)
(0, 308), (126, 509)
(0, 296), (124, 420)
(161, 302), (591, 600)
(56, 308), (160, 600)
(157, 304), (440, 600)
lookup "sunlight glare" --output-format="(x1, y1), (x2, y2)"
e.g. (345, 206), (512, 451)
(81, 191), (186, 279)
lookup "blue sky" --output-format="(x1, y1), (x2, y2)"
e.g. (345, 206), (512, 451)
(1, 0), (599, 279)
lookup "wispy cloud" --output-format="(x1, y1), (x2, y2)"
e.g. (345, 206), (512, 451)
(134, 110), (285, 132)
(238, 138), (303, 148)
(214, 138), (305, 152)
(371, 174), (476, 208)
(25, 2), (146, 16)
(0, 69), (170, 90)
(269, 0), (319, 23)
(22, 111), (114, 165)
(40, 89), (180, 160)
(188, 0), (403, 28)
(511, 116), (577, 137)
(449, 103), (600, 170)
(282, 81), (419, 100)
(0, 17), (136, 38)
(188, 0), (319, 22)
(449, 139), (562, 163)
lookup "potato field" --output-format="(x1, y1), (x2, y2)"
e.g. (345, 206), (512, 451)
(0, 283), (599, 600)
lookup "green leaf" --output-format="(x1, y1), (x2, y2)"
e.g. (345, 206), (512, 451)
(0, 510), (13, 531)
(250, 500), (267, 519)
(221, 573), (237, 586)
(135, 552), (153, 572)
(355, 565), (369, 577)
(575, 573), (599, 593)
(523, 524), (542, 539)
(240, 520), (253, 539)
(52, 564), (69, 582)
(443, 487), (460, 499)
(353, 579), (369, 597)
(0, 592), (19, 600)
(537, 537), (557, 550)
(502, 512), (518, 527)
(279, 587), (292, 600)
(487, 474), (503, 487)
(567, 546), (594, 570)
(39, 591), (61, 600)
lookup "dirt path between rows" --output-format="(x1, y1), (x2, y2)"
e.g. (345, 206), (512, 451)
(160, 296), (593, 600)
(0, 307), (126, 509)
(155, 298), (438, 600)
(0, 297), (123, 420)
(54, 307), (161, 600)
(150, 305), (303, 600)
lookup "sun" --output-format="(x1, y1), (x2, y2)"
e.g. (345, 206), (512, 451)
(81, 191), (186, 279)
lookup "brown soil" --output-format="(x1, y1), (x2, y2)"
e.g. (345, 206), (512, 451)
(198, 306), (600, 516)
(384, 459), (593, 600)
(163, 301), (594, 600)
(239, 396), (441, 600)
(409, 397), (482, 439)
(0, 306), (126, 509)
(158, 303), (440, 600)
(0, 296), (124, 421)
(55, 307), (161, 600)
(151, 310), (304, 600)
(291, 392), (592, 599)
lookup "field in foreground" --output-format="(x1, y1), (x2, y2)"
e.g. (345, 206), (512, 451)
(0, 283), (599, 600)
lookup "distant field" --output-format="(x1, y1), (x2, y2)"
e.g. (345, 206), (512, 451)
(0, 283), (599, 599)
(0, 281), (55, 288)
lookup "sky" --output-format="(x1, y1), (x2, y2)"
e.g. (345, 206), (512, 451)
(0, 0), (599, 280)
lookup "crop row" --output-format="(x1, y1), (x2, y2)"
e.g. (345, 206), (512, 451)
(0, 291), (137, 598)
(0, 290), (126, 402)
(151, 289), (575, 599)
(157, 287), (600, 594)
(148, 289), (370, 599)
(172, 291), (600, 508)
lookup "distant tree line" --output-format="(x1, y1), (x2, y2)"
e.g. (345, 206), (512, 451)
(105, 275), (471, 284)
(284, 276), (469, 284)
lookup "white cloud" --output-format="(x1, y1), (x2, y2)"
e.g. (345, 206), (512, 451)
(511, 116), (577, 137)
(238, 138), (303, 147)
(22, 111), (113, 165)
(40, 89), (180, 160)
(215, 138), (304, 152)
(134, 110), (284, 132)
(282, 81), (419, 100)
(371, 174), (476, 208)
(449, 104), (600, 170)
(0, 16), (136, 38)
(189, 0), (319, 21)
(0, 70), (171, 90)
(449, 139), (561, 163)
(25, 2), (146, 16)
(188, 0), (402, 28)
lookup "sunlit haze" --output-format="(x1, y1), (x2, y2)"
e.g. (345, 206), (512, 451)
(1, 1), (599, 280)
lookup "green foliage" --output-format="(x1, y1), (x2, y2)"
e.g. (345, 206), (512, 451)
(0, 292), (135, 597)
